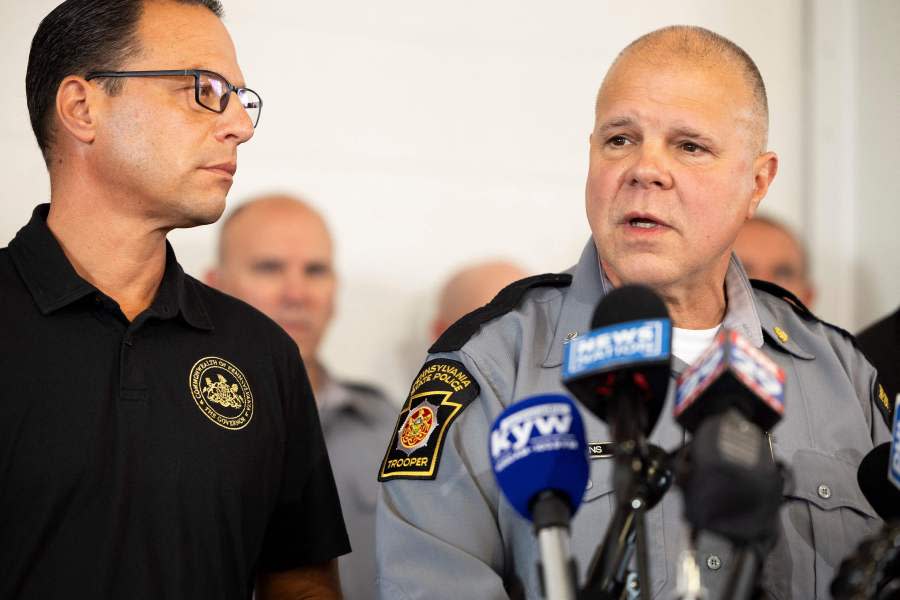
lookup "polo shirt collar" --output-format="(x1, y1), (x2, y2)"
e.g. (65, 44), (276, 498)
(8, 203), (212, 331)
(543, 239), (765, 367)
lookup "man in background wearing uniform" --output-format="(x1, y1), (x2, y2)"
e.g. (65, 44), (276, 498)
(734, 214), (816, 307)
(1, 1), (348, 598)
(208, 194), (396, 600)
(376, 25), (888, 599)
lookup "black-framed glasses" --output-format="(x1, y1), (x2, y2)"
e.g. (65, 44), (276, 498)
(85, 69), (262, 128)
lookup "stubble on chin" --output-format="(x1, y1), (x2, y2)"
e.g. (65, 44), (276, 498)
(175, 192), (229, 228)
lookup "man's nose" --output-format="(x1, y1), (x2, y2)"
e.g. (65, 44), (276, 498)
(281, 272), (310, 305)
(216, 92), (255, 146)
(627, 141), (673, 189)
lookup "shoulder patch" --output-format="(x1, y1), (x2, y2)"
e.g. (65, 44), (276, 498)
(875, 381), (893, 430)
(429, 273), (572, 354)
(378, 359), (480, 481)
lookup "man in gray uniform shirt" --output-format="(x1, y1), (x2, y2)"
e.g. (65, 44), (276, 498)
(376, 26), (891, 599)
(207, 195), (396, 600)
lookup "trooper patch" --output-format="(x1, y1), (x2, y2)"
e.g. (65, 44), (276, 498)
(379, 359), (479, 480)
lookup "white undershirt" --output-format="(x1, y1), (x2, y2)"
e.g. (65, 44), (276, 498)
(672, 325), (722, 366)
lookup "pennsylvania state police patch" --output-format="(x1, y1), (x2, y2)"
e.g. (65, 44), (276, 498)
(378, 359), (479, 480)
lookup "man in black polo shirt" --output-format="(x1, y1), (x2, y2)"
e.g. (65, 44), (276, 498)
(0, 1), (349, 598)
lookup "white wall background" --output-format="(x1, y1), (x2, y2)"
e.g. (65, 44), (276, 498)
(0, 1), (895, 402)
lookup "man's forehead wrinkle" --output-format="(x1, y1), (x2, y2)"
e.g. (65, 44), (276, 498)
(597, 55), (766, 153)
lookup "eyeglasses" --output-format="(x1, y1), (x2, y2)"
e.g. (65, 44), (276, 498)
(85, 69), (262, 128)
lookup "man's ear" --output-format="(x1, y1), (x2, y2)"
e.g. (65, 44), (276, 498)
(747, 151), (778, 218)
(55, 75), (99, 146)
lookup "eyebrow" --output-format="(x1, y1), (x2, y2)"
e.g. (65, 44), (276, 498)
(188, 65), (246, 88)
(597, 116), (718, 146)
(669, 126), (715, 145)
(595, 116), (637, 135)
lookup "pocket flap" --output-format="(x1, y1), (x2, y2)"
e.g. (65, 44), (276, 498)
(785, 448), (877, 517)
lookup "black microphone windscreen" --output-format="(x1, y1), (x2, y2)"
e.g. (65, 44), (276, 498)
(680, 409), (783, 543)
(591, 284), (669, 329)
(857, 443), (900, 521)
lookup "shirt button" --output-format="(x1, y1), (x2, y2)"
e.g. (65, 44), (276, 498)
(817, 484), (832, 499)
(706, 555), (722, 571)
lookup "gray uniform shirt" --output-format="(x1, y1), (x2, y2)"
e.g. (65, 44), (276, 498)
(317, 372), (397, 600)
(376, 241), (888, 599)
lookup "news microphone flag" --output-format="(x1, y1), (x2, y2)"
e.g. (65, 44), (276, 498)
(489, 393), (589, 521)
(562, 318), (671, 381)
(674, 328), (785, 433)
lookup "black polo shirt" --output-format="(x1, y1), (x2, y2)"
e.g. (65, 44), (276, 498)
(0, 205), (350, 599)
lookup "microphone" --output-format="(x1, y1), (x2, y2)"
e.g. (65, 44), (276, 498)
(831, 521), (900, 599)
(561, 285), (674, 600)
(489, 393), (589, 600)
(562, 284), (672, 443)
(674, 328), (785, 434)
(832, 393), (900, 598)
(673, 327), (788, 600)
(857, 390), (900, 521)
(857, 443), (900, 521)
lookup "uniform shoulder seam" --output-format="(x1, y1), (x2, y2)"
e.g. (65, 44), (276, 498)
(751, 278), (859, 344)
(752, 279), (892, 428)
(428, 272), (572, 354)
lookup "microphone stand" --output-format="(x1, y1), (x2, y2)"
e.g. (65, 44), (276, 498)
(722, 545), (762, 600)
(532, 491), (577, 600)
(578, 441), (671, 600)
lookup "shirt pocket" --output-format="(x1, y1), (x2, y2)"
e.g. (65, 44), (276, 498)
(775, 448), (881, 597)
(574, 456), (669, 598)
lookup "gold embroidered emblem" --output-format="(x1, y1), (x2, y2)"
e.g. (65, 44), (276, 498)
(397, 401), (439, 455)
(879, 384), (891, 412)
(189, 357), (253, 430)
(773, 327), (789, 343)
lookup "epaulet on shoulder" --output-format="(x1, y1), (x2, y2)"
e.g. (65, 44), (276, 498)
(429, 273), (573, 354)
(752, 280), (894, 430)
(750, 279), (861, 346)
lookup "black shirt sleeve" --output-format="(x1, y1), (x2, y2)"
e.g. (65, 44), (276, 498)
(256, 342), (351, 571)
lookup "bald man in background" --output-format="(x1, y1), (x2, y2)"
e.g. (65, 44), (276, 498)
(431, 260), (529, 340)
(734, 215), (815, 307)
(207, 195), (396, 600)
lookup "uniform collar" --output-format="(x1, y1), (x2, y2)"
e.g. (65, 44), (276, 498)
(748, 278), (816, 360)
(543, 239), (766, 367)
(316, 367), (384, 425)
(8, 203), (213, 331)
